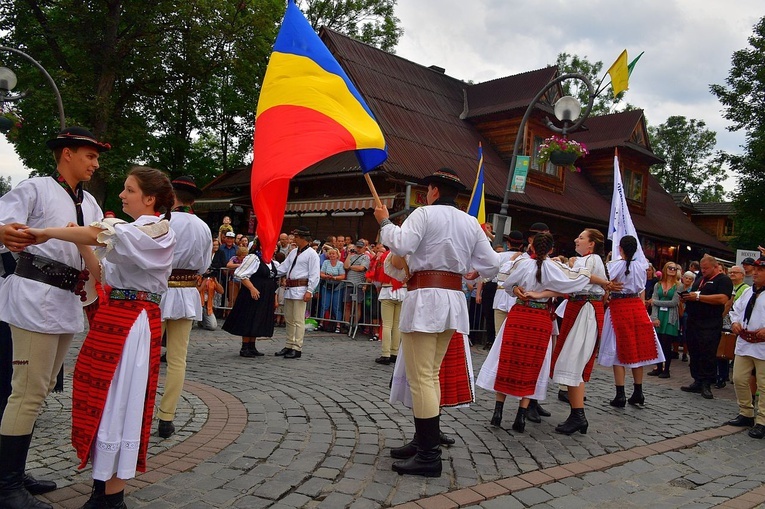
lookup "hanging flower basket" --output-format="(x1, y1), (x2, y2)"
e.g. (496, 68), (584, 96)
(549, 150), (579, 166)
(537, 136), (588, 172)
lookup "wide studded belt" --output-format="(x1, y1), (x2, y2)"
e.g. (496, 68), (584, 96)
(14, 252), (81, 292)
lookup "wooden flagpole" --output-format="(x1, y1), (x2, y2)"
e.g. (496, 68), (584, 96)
(364, 173), (383, 208)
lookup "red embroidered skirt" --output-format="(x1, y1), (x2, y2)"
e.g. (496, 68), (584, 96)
(551, 299), (604, 382)
(494, 305), (552, 397)
(608, 297), (658, 364)
(439, 332), (473, 407)
(72, 299), (162, 472)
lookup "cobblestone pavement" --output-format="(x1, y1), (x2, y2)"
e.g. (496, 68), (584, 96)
(27, 324), (765, 508)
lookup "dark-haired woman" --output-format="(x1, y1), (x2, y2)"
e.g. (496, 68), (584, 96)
(551, 229), (607, 435)
(599, 235), (665, 408)
(223, 238), (280, 357)
(477, 233), (613, 433)
(27, 166), (176, 509)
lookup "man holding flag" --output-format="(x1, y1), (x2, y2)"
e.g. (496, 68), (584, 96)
(375, 167), (500, 477)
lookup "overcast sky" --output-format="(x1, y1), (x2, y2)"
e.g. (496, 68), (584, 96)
(1, 1), (761, 191)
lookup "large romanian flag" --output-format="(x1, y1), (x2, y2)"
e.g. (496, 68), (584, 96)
(252, 1), (387, 261)
(466, 143), (486, 224)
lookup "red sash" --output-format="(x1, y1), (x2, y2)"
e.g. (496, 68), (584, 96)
(551, 299), (605, 382)
(72, 300), (162, 472)
(608, 297), (658, 364)
(439, 332), (473, 407)
(494, 305), (552, 396)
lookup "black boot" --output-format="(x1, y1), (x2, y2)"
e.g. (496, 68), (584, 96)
(512, 407), (527, 433)
(104, 490), (127, 509)
(610, 385), (626, 407)
(526, 400), (541, 423)
(628, 384), (645, 406)
(249, 342), (264, 357)
(390, 434), (417, 459)
(535, 401), (551, 417)
(22, 475), (56, 496)
(490, 401), (504, 427)
(392, 417), (442, 477)
(80, 480), (106, 509)
(439, 431), (455, 446)
(240, 341), (253, 357)
(555, 408), (589, 435)
(0, 434), (53, 509)
(701, 382), (714, 399)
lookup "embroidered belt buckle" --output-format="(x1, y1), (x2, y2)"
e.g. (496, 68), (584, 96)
(168, 280), (198, 288)
(286, 278), (309, 287)
(516, 299), (550, 310)
(570, 293), (601, 302)
(406, 271), (462, 291)
(109, 288), (162, 305)
(15, 251), (81, 292)
(610, 292), (639, 300)
(740, 331), (765, 343)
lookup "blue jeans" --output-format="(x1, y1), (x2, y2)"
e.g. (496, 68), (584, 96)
(320, 282), (343, 322)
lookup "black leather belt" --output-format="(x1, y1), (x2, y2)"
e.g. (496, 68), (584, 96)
(14, 252), (81, 292)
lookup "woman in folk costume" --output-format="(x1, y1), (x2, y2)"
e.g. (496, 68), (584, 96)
(222, 238), (280, 357)
(477, 233), (615, 433)
(598, 235), (665, 408)
(27, 167), (175, 509)
(550, 229), (607, 435)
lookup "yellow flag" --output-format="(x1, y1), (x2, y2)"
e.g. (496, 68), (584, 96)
(607, 50), (629, 97)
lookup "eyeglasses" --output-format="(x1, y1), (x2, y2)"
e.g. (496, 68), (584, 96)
(667, 267), (677, 271)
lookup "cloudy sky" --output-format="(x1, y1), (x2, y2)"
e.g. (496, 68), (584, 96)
(1, 1), (761, 191)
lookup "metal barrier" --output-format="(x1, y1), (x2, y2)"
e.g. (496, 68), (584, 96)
(214, 269), (489, 341)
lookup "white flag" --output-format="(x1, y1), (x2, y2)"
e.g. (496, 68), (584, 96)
(608, 152), (645, 263)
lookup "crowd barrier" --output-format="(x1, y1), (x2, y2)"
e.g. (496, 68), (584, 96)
(211, 267), (488, 341)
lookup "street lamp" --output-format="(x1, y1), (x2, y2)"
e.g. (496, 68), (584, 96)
(494, 73), (595, 243)
(0, 46), (66, 130)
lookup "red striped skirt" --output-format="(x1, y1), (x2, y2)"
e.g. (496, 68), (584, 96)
(439, 332), (473, 407)
(551, 299), (604, 382)
(609, 297), (658, 364)
(494, 305), (553, 396)
(72, 299), (162, 472)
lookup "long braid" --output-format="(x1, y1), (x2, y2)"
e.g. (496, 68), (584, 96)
(533, 232), (554, 283)
(620, 235), (638, 275)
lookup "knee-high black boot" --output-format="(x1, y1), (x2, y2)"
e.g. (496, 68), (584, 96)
(555, 408), (588, 435)
(490, 401), (504, 427)
(0, 434), (53, 509)
(392, 416), (442, 477)
(390, 433), (418, 459)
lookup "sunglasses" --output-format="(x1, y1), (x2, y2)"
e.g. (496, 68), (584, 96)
(667, 267), (677, 271)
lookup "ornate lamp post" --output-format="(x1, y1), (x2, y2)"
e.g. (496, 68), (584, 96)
(0, 46), (66, 132)
(493, 73), (595, 244)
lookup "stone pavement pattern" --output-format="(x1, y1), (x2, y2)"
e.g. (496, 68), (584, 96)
(26, 325), (765, 508)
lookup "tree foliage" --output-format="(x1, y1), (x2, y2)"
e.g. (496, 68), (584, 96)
(710, 16), (765, 249)
(0, 175), (11, 197)
(555, 53), (637, 116)
(647, 116), (727, 202)
(0, 0), (402, 208)
(299, 0), (403, 52)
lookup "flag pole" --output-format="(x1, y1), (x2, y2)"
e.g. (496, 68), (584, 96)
(364, 173), (383, 208)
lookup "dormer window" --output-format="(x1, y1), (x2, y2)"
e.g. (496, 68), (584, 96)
(623, 167), (645, 203)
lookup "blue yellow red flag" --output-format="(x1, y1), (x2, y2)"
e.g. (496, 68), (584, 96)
(466, 143), (486, 224)
(251, 0), (388, 261)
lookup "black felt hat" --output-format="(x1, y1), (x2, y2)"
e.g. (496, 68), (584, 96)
(504, 230), (525, 245)
(171, 175), (202, 198)
(421, 167), (468, 193)
(46, 126), (111, 152)
(291, 225), (312, 238)
(524, 222), (550, 239)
